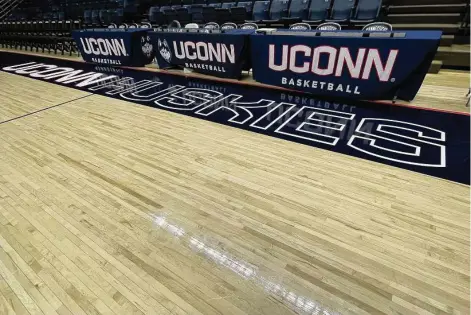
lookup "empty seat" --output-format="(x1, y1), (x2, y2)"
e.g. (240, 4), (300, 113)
(326, 0), (354, 22)
(282, 0), (309, 22)
(316, 21), (341, 29)
(124, 0), (138, 13)
(250, 1), (270, 22)
(207, 0), (222, 7)
(213, 1), (236, 23)
(221, 7), (240, 23)
(99, 9), (111, 25)
(263, 0), (289, 23)
(221, 2), (235, 9)
(350, 0), (382, 23)
(149, 6), (165, 25)
(236, 1), (254, 19)
(190, 6), (204, 23)
(231, 6), (248, 23)
(302, 0), (331, 23)
(91, 10), (100, 25)
(202, 6), (219, 22)
(160, 6), (173, 12)
(176, 7), (191, 24)
(208, 2), (222, 7)
(162, 8), (178, 24)
(83, 10), (92, 25)
(115, 8), (124, 24)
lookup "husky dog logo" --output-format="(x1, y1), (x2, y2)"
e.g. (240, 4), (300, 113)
(158, 39), (172, 63)
(316, 22), (341, 31)
(289, 22), (311, 30)
(362, 22), (393, 32)
(368, 25), (388, 31)
(141, 35), (153, 59)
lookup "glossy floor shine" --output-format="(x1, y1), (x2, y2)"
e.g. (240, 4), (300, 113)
(0, 64), (469, 315)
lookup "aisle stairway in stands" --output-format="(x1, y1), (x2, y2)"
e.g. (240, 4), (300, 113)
(386, 0), (466, 33)
(385, 0), (470, 72)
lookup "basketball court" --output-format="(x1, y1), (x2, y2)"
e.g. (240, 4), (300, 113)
(0, 49), (469, 315)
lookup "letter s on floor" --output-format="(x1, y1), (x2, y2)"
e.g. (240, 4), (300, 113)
(347, 118), (446, 167)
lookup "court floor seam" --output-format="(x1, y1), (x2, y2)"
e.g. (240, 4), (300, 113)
(0, 93), (94, 125)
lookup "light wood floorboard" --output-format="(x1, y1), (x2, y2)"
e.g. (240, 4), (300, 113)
(0, 69), (90, 122)
(0, 64), (469, 315)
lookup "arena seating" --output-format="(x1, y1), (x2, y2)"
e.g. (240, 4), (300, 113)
(350, 0), (383, 23)
(282, 0), (309, 22)
(326, 0), (355, 22)
(262, 0), (290, 24)
(0, 19), (81, 55)
(2, 0), (468, 33)
(1, 0), (469, 70)
(250, 1), (270, 22)
(302, 0), (331, 23)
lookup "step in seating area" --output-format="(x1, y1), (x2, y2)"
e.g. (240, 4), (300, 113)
(382, 0), (469, 69)
(383, 0), (468, 34)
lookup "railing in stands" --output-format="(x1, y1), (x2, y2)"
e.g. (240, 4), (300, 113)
(0, 0), (24, 21)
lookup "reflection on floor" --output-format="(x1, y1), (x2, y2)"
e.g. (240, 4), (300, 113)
(154, 214), (338, 315)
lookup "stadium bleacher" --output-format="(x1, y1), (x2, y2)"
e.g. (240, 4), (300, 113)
(350, 0), (383, 23)
(0, 0), (469, 70)
(302, 0), (331, 23)
(3, 0), (386, 26)
(0, 18), (81, 55)
(326, 0), (355, 22)
(282, 0), (309, 23)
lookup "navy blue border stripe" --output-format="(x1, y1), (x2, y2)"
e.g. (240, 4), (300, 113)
(1, 51), (469, 184)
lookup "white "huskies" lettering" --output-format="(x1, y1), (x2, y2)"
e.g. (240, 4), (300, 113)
(268, 45), (398, 82)
(80, 38), (127, 57)
(2, 62), (116, 87)
(2, 60), (446, 169)
(173, 41), (235, 64)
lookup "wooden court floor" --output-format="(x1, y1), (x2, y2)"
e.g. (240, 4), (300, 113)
(0, 53), (469, 315)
